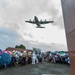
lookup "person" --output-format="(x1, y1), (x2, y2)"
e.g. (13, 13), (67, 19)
(32, 54), (36, 64)
(0, 63), (2, 69)
(8, 54), (13, 67)
(38, 56), (42, 62)
(56, 56), (61, 63)
(22, 57), (26, 65)
(18, 56), (23, 66)
(49, 56), (51, 62)
(12, 56), (16, 66)
(28, 57), (32, 64)
(36, 57), (38, 63)
(53, 56), (56, 63)
(4, 63), (6, 68)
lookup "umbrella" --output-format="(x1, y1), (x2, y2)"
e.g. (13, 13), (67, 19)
(60, 51), (64, 54)
(0, 49), (2, 54)
(3, 50), (11, 54)
(59, 51), (66, 56)
(0, 53), (11, 65)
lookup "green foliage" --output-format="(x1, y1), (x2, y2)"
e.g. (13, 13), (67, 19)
(15, 44), (26, 49)
(33, 47), (41, 54)
(15, 45), (19, 48)
(33, 47), (37, 51)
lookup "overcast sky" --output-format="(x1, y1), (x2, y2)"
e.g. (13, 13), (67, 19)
(0, 0), (68, 52)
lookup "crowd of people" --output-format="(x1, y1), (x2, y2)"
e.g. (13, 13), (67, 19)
(0, 50), (70, 69)
(0, 50), (43, 69)
(44, 51), (70, 64)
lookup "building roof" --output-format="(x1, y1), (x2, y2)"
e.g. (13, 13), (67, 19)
(5, 47), (33, 52)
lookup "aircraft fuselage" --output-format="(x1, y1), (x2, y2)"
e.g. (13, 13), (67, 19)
(34, 16), (39, 22)
(34, 16), (40, 27)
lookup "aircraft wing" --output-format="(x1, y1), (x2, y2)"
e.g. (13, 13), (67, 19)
(39, 21), (54, 24)
(25, 21), (36, 24)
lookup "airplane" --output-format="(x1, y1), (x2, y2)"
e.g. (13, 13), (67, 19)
(25, 16), (54, 28)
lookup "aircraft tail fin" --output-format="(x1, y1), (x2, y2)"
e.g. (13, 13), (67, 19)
(36, 26), (45, 28)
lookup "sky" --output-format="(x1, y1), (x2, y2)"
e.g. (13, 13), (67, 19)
(0, 0), (68, 52)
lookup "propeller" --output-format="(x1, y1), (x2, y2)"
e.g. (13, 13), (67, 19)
(40, 20), (42, 22)
(45, 19), (46, 22)
(30, 19), (31, 21)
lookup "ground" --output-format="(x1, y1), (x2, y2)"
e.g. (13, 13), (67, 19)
(0, 61), (71, 75)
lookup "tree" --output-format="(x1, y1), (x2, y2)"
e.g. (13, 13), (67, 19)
(33, 47), (41, 55)
(15, 44), (26, 49)
(33, 47), (37, 51)
(15, 45), (19, 48)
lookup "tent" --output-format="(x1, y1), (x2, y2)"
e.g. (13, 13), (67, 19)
(0, 53), (11, 65)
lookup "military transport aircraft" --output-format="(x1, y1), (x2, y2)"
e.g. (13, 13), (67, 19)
(25, 16), (54, 28)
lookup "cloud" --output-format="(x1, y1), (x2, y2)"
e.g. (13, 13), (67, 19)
(19, 38), (67, 52)
(20, 39), (68, 52)
(37, 43), (67, 52)
(0, 26), (67, 52)
(0, 27), (21, 49)
(0, 0), (64, 28)
(0, 0), (67, 51)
